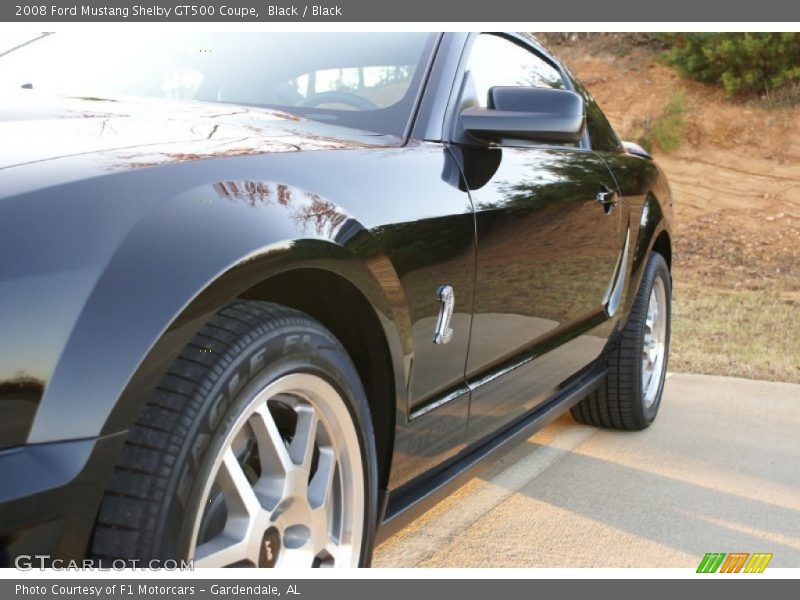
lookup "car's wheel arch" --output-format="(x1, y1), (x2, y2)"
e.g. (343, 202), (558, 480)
(236, 266), (400, 494)
(106, 248), (403, 491)
(616, 190), (672, 330)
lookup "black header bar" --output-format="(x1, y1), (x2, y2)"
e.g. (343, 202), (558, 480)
(3, 0), (800, 22)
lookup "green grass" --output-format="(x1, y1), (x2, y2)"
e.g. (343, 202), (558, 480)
(638, 90), (687, 154)
(670, 281), (800, 383)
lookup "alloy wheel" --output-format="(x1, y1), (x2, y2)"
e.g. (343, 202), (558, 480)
(188, 373), (364, 568)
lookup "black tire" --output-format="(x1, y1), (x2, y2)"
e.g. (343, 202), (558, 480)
(91, 300), (378, 567)
(571, 252), (672, 430)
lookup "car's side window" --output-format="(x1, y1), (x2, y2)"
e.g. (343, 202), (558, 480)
(465, 34), (565, 109)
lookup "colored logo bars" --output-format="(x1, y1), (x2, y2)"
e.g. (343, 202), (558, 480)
(697, 552), (773, 573)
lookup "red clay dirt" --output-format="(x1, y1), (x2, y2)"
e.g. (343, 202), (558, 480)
(539, 34), (800, 294)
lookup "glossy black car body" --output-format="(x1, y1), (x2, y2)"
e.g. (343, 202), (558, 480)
(0, 32), (672, 564)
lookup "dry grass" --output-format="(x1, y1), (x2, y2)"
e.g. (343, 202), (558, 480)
(671, 282), (800, 383)
(669, 212), (800, 384)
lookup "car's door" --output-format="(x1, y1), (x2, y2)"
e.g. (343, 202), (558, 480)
(452, 34), (630, 442)
(369, 148), (477, 486)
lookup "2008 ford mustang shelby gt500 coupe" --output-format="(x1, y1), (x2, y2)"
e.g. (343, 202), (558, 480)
(0, 32), (672, 567)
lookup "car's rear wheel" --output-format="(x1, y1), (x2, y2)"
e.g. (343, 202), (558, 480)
(91, 301), (377, 567)
(571, 251), (671, 430)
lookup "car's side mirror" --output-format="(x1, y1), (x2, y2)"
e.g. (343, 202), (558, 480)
(460, 86), (585, 144)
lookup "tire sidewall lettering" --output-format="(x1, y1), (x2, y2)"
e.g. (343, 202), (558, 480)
(168, 326), (367, 560)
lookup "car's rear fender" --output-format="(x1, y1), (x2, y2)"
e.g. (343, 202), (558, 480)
(600, 151), (673, 332)
(620, 191), (673, 332)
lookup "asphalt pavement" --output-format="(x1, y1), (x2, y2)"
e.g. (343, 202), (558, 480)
(373, 373), (800, 567)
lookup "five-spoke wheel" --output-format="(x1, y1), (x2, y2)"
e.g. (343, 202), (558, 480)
(191, 374), (364, 568)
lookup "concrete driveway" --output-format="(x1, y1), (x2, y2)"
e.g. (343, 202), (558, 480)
(374, 373), (800, 567)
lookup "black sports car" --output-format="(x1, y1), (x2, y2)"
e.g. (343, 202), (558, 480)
(0, 32), (673, 568)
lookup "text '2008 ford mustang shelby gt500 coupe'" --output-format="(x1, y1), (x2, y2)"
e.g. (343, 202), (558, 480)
(0, 32), (672, 568)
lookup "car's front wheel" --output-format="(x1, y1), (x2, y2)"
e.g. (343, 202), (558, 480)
(571, 251), (672, 430)
(91, 301), (377, 568)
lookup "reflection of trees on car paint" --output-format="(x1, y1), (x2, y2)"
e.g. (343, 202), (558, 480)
(467, 149), (624, 334)
(213, 180), (350, 239)
(0, 372), (43, 448)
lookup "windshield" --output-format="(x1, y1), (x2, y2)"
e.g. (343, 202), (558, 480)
(0, 32), (437, 136)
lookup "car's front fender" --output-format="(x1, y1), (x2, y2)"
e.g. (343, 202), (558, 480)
(25, 177), (408, 444)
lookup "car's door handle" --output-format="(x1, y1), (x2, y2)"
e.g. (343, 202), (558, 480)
(597, 185), (618, 213)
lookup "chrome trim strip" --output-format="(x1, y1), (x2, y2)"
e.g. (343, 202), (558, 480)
(409, 385), (470, 420)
